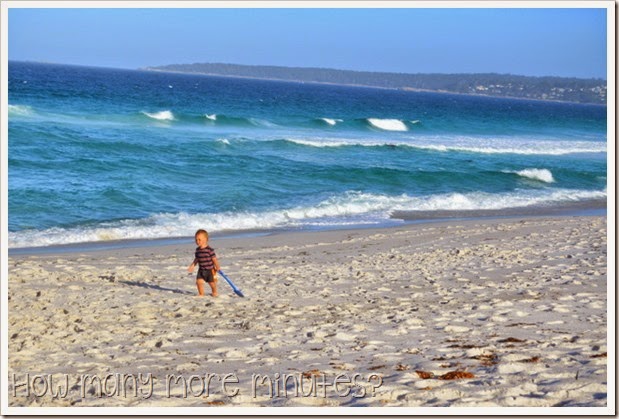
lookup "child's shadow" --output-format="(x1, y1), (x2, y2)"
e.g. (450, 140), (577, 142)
(119, 280), (193, 295)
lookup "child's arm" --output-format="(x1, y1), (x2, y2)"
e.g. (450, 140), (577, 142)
(188, 258), (197, 273)
(212, 256), (221, 272)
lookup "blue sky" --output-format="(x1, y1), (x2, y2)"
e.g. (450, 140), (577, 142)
(7, 6), (608, 79)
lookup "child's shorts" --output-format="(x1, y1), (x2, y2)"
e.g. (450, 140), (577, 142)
(197, 267), (215, 283)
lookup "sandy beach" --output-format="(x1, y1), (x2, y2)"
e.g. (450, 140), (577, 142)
(6, 215), (610, 410)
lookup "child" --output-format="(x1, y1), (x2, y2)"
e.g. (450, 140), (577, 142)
(187, 229), (221, 297)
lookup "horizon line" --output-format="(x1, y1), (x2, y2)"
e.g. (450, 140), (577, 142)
(8, 59), (608, 82)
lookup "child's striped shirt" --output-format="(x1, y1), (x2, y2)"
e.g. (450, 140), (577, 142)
(194, 246), (216, 270)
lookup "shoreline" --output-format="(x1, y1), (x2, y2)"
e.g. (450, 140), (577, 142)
(7, 214), (609, 408)
(139, 67), (605, 106)
(8, 200), (608, 256)
(7, 214), (608, 262)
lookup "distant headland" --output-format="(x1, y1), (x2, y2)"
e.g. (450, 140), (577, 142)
(141, 62), (607, 105)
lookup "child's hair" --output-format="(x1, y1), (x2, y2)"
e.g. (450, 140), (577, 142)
(195, 229), (208, 239)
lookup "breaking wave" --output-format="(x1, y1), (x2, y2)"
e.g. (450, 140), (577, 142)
(8, 188), (606, 248)
(8, 104), (34, 116)
(319, 118), (342, 126)
(280, 136), (606, 156)
(510, 168), (556, 183)
(141, 110), (175, 121)
(367, 118), (409, 131)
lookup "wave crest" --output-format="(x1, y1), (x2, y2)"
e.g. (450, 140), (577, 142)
(8, 104), (34, 116)
(281, 136), (606, 155)
(8, 188), (607, 248)
(142, 110), (175, 121)
(367, 118), (408, 132)
(512, 168), (555, 183)
(319, 118), (343, 126)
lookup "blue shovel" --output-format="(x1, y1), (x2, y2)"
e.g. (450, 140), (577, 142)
(218, 270), (245, 297)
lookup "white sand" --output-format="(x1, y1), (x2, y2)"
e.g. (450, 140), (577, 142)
(6, 216), (609, 410)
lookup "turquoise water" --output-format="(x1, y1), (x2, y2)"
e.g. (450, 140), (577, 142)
(8, 62), (607, 248)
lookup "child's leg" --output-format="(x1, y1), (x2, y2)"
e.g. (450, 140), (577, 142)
(208, 280), (218, 297)
(196, 278), (206, 296)
(208, 270), (218, 297)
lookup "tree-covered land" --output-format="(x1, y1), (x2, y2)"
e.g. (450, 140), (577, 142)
(143, 63), (607, 104)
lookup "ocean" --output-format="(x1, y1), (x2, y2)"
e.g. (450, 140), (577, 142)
(7, 61), (608, 249)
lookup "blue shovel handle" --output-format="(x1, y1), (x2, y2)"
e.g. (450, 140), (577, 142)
(218, 270), (245, 297)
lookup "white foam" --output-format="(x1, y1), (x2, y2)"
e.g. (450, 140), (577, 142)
(249, 118), (278, 128)
(367, 118), (408, 132)
(8, 195), (393, 248)
(8, 188), (607, 248)
(205, 114), (217, 121)
(284, 135), (606, 155)
(142, 110), (175, 121)
(406, 188), (605, 212)
(513, 168), (555, 183)
(8, 104), (34, 116)
(285, 136), (403, 148)
(320, 118), (342, 126)
(413, 135), (607, 155)
(286, 138), (361, 148)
